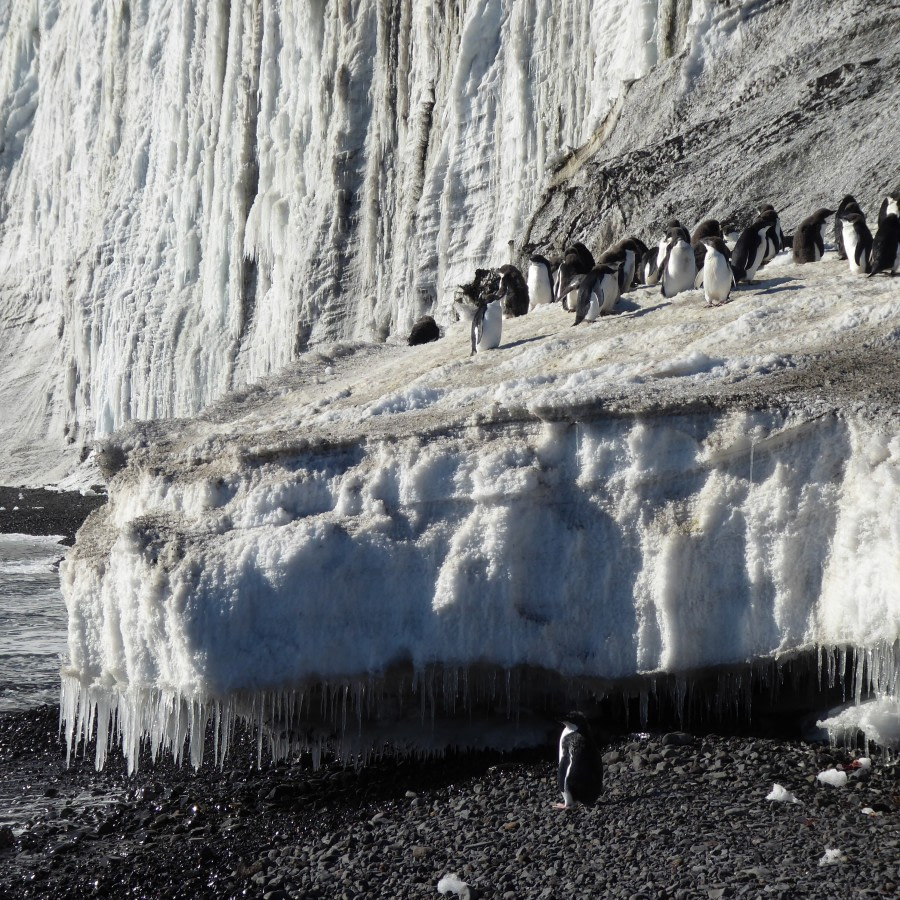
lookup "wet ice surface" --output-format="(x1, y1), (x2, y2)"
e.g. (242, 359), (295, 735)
(0, 534), (67, 713)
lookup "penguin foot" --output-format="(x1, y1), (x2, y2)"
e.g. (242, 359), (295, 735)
(553, 802), (572, 810)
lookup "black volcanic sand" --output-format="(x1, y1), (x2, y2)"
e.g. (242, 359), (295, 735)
(0, 706), (897, 899)
(0, 487), (106, 545)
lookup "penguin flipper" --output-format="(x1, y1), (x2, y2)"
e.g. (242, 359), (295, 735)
(471, 307), (485, 355)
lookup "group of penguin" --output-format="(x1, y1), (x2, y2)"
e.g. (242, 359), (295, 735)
(470, 191), (900, 356)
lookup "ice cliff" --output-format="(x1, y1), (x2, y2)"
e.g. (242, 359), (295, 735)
(1, 0), (897, 482)
(61, 252), (900, 769)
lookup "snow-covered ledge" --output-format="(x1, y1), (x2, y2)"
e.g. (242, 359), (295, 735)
(60, 256), (900, 770)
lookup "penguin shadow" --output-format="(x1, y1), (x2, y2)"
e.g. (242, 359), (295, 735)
(501, 333), (551, 350)
(617, 298), (671, 320)
(740, 276), (802, 297)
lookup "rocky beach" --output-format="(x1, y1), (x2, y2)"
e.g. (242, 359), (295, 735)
(1, 702), (898, 899)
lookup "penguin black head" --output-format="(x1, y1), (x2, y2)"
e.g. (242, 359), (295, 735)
(811, 208), (835, 222)
(701, 236), (730, 256)
(691, 219), (722, 243)
(837, 195), (861, 215)
(560, 711), (593, 733)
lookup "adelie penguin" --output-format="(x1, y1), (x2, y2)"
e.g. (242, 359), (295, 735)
(497, 264), (529, 317)
(868, 214), (900, 277)
(731, 216), (770, 283)
(877, 192), (900, 227)
(690, 220), (723, 287)
(660, 227), (697, 298)
(470, 290), (503, 355)
(834, 195), (863, 259)
(556, 712), (603, 810)
(701, 237), (735, 306)
(568, 264), (620, 325)
(792, 208), (834, 263)
(407, 315), (440, 346)
(555, 243), (595, 311)
(527, 255), (554, 310)
(758, 205), (784, 264)
(840, 213), (873, 275)
(598, 240), (638, 295)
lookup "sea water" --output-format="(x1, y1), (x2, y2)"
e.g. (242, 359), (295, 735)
(0, 534), (67, 712)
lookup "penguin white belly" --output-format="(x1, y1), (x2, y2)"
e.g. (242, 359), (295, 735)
(663, 242), (697, 297)
(527, 266), (553, 308)
(842, 221), (865, 274)
(620, 250), (636, 292)
(583, 290), (601, 322)
(558, 724), (576, 806)
(558, 724), (575, 762)
(703, 252), (732, 305)
(745, 229), (768, 279)
(598, 272), (619, 314)
(474, 301), (502, 352)
(814, 223), (829, 261)
(655, 237), (668, 270)
(888, 199), (900, 219)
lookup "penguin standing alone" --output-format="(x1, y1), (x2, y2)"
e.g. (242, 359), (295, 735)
(556, 711), (603, 809)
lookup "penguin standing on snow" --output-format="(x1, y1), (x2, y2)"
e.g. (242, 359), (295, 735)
(555, 244), (595, 311)
(569, 264), (620, 325)
(690, 220), (723, 287)
(556, 712), (603, 809)
(598, 240), (638, 295)
(701, 237), (735, 306)
(758, 205), (784, 264)
(731, 217), (770, 283)
(834, 195), (863, 259)
(470, 291), (503, 355)
(660, 227), (697, 298)
(840, 213), (873, 274)
(792, 208), (834, 263)
(497, 264), (529, 317)
(877, 192), (900, 227)
(641, 246), (662, 286)
(527, 255), (554, 310)
(868, 214), (900, 277)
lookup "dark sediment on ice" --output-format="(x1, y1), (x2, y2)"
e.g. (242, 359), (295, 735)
(1, 705), (897, 899)
(0, 487), (106, 546)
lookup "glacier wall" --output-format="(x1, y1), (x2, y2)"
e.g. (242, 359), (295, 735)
(0, 0), (699, 482)
(60, 404), (900, 770)
(58, 243), (900, 769)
